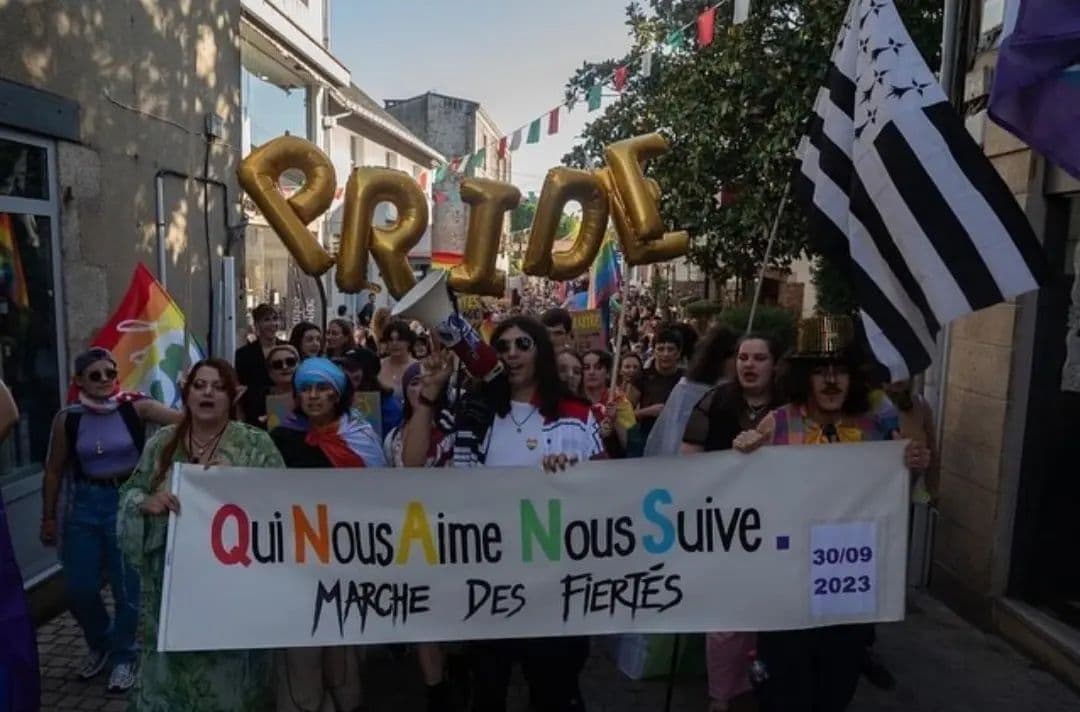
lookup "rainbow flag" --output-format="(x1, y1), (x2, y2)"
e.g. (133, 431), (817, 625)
(587, 238), (621, 309)
(85, 264), (203, 406)
(0, 213), (29, 310)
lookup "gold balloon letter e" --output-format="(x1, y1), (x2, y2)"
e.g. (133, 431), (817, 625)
(602, 133), (689, 266)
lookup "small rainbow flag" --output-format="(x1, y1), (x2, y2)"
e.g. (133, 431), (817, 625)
(84, 264), (204, 406)
(0, 213), (29, 311)
(587, 237), (621, 309)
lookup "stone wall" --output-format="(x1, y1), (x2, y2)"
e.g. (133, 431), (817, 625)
(0, 0), (244, 361)
(930, 83), (1036, 620)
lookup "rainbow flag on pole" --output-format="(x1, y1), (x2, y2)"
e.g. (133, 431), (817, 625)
(84, 264), (203, 406)
(587, 238), (621, 309)
(0, 213), (29, 310)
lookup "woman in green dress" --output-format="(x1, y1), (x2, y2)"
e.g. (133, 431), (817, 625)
(118, 358), (285, 711)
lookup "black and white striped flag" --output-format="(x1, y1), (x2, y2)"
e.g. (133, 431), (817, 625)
(796, 0), (1046, 379)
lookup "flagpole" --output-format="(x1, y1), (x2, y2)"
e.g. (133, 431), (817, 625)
(746, 183), (790, 332)
(609, 275), (629, 393)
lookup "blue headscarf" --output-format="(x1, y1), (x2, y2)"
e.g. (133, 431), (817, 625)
(294, 357), (347, 395)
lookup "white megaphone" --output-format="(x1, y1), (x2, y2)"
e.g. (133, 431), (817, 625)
(392, 270), (502, 381)
(391, 269), (455, 327)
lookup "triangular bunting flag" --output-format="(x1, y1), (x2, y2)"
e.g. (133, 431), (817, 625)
(697, 7), (716, 48)
(465, 149), (485, 176)
(510, 128), (523, 151)
(527, 118), (541, 144)
(665, 28), (685, 49)
(548, 107), (560, 135)
(614, 65), (629, 91)
(587, 85), (602, 111)
(734, 0), (750, 25)
(641, 50), (654, 78)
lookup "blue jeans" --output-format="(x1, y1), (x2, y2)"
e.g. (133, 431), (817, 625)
(61, 482), (139, 666)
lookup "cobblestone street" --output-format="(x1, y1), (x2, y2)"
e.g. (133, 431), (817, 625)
(34, 590), (1080, 711)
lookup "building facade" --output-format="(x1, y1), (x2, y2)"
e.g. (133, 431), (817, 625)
(931, 0), (1080, 687)
(0, 0), (247, 586)
(239, 0), (349, 330)
(323, 85), (443, 316)
(384, 92), (511, 182)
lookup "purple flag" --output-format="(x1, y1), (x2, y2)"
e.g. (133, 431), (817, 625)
(989, 1), (1080, 178)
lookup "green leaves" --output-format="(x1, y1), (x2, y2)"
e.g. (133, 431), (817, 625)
(562, 0), (940, 297)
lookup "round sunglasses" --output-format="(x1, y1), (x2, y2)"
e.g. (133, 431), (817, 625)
(86, 368), (118, 383)
(494, 335), (535, 354)
(269, 356), (298, 371)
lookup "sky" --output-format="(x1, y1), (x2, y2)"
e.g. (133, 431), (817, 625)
(328, 0), (635, 195)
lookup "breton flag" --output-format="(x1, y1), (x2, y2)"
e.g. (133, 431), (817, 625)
(796, 0), (1046, 380)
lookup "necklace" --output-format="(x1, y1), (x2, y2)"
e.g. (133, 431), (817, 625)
(744, 400), (770, 425)
(188, 423), (228, 463)
(509, 405), (539, 434)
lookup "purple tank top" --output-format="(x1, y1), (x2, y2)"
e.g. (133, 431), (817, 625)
(75, 410), (141, 477)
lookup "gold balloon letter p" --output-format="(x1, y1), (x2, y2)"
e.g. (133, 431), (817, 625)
(337, 167), (429, 299)
(237, 136), (336, 276)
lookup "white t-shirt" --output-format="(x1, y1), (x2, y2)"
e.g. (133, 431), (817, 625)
(484, 401), (545, 467)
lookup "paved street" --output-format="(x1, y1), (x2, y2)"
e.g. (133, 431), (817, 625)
(36, 590), (1080, 711)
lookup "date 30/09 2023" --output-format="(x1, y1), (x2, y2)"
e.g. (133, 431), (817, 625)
(812, 545), (873, 596)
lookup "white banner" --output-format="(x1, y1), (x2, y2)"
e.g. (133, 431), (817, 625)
(158, 442), (909, 652)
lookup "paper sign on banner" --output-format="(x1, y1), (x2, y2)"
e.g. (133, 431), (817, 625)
(809, 520), (879, 619)
(157, 442), (909, 652)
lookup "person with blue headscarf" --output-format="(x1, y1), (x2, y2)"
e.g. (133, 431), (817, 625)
(268, 357), (383, 711)
(270, 357), (385, 469)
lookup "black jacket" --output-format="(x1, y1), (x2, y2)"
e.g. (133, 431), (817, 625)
(234, 340), (283, 428)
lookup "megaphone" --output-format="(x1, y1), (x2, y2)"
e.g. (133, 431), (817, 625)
(392, 269), (502, 382)
(392, 269), (454, 326)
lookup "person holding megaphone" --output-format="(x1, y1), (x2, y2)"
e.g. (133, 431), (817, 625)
(395, 273), (604, 711)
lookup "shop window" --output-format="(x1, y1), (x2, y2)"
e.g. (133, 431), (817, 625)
(0, 135), (61, 487)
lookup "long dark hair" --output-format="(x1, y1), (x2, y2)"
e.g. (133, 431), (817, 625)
(686, 324), (738, 385)
(288, 322), (321, 358)
(151, 359), (239, 492)
(488, 316), (572, 420)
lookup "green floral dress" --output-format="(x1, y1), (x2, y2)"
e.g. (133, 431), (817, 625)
(118, 421), (285, 712)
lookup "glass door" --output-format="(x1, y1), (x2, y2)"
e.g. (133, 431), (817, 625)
(0, 127), (66, 584)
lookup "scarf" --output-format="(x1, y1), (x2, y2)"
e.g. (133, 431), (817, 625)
(77, 390), (145, 414)
(283, 412), (386, 468)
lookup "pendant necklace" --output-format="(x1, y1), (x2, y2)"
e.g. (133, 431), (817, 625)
(509, 405), (539, 434)
(95, 441), (104, 456)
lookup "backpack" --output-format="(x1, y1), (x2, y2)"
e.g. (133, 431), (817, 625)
(64, 401), (146, 478)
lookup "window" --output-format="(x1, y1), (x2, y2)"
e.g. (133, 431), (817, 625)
(0, 132), (63, 487)
(385, 151), (398, 170)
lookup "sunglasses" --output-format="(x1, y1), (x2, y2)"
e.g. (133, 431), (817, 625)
(270, 357), (298, 371)
(86, 369), (118, 383)
(494, 335), (535, 354)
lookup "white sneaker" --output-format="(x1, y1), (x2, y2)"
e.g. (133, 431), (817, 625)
(107, 661), (137, 693)
(77, 649), (109, 680)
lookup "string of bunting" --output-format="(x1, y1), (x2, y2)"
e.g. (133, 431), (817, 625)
(431, 0), (751, 185)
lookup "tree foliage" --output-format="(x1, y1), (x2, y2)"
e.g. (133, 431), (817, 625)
(563, 0), (942, 300)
